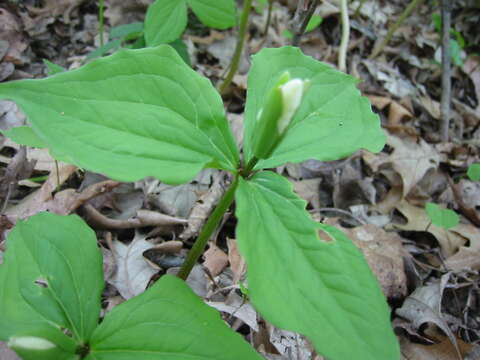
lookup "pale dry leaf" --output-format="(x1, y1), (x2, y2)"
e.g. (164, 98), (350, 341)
(400, 335), (474, 360)
(203, 242), (229, 277)
(387, 135), (440, 198)
(396, 277), (461, 359)
(110, 232), (156, 300)
(293, 178), (321, 209)
(266, 324), (313, 360)
(207, 291), (258, 332)
(341, 223), (408, 299)
(0, 342), (20, 360)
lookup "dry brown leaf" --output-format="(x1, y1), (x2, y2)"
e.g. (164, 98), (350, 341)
(207, 291), (258, 332)
(203, 242), (229, 277)
(331, 222), (407, 299)
(400, 335), (473, 360)
(227, 238), (246, 284)
(293, 178), (322, 209)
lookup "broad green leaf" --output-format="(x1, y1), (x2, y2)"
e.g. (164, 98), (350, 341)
(235, 172), (400, 360)
(426, 202), (459, 229)
(0, 45), (239, 184)
(468, 163), (480, 181)
(86, 39), (122, 60)
(187, 0), (236, 29)
(145, 0), (187, 45)
(2, 126), (48, 148)
(0, 213), (105, 359)
(87, 275), (262, 360)
(0, 213), (103, 343)
(243, 47), (385, 169)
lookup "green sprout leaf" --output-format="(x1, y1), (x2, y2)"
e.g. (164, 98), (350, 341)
(468, 163), (480, 181)
(243, 47), (385, 169)
(87, 275), (262, 360)
(426, 202), (460, 229)
(235, 172), (399, 360)
(43, 60), (66, 76)
(145, 0), (235, 46)
(0, 45), (239, 184)
(0, 213), (103, 358)
(145, 0), (188, 46)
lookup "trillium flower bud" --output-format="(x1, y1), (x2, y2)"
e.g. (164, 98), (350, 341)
(251, 72), (309, 159)
(8, 336), (56, 350)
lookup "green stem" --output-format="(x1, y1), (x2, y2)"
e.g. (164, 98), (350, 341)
(369, 0), (424, 59)
(177, 175), (240, 280)
(218, 0), (253, 95)
(99, 0), (105, 47)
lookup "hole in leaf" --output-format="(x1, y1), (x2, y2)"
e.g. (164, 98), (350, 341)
(317, 229), (335, 243)
(34, 278), (48, 288)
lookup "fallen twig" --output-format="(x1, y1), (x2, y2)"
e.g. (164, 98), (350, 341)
(369, 0), (425, 59)
(440, 0), (452, 142)
(84, 204), (188, 230)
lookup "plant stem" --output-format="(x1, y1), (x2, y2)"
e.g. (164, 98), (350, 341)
(99, 0), (105, 47)
(369, 0), (424, 59)
(263, 0), (274, 37)
(290, 0), (319, 47)
(338, 0), (350, 72)
(177, 175), (240, 280)
(440, 0), (452, 142)
(218, 0), (253, 95)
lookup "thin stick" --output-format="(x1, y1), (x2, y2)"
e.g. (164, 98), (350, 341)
(440, 0), (452, 142)
(99, 0), (105, 47)
(290, 0), (319, 47)
(177, 175), (239, 280)
(369, 0), (425, 59)
(338, 0), (350, 72)
(218, 0), (253, 95)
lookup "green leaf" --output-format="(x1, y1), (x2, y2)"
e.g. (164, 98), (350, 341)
(43, 60), (66, 76)
(0, 213), (104, 359)
(235, 172), (399, 360)
(187, 0), (236, 29)
(86, 39), (122, 60)
(468, 163), (480, 181)
(87, 275), (262, 360)
(305, 15), (323, 32)
(426, 202), (459, 229)
(243, 47), (385, 169)
(1, 213), (103, 343)
(1, 126), (48, 148)
(110, 22), (144, 40)
(145, 0), (187, 46)
(169, 38), (191, 66)
(0, 45), (239, 184)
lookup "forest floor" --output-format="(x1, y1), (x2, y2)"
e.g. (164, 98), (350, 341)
(0, 0), (479, 359)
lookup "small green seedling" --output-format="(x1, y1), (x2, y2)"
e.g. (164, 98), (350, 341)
(432, 13), (465, 66)
(467, 163), (480, 181)
(283, 14), (323, 39)
(0, 45), (399, 360)
(426, 202), (460, 229)
(144, 0), (236, 46)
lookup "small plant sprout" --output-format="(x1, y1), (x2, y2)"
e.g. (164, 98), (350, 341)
(426, 202), (460, 229)
(0, 45), (399, 360)
(467, 163), (480, 181)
